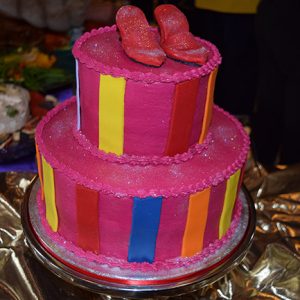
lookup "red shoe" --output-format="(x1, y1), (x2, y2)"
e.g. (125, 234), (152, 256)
(116, 5), (166, 67)
(154, 4), (209, 65)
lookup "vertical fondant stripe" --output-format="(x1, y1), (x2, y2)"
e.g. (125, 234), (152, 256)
(219, 169), (241, 238)
(165, 78), (200, 156)
(75, 59), (80, 130)
(128, 196), (162, 263)
(98, 193), (132, 259)
(79, 63), (99, 146)
(189, 75), (209, 145)
(181, 188), (211, 257)
(76, 185), (100, 253)
(124, 80), (175, 155)
(99, 75), (125, 155)
(232, 165), (245, 217)
(35, 143), (44, 200)
(238, 165), (245, 193)
(199, 68), (218, 143)
(54, 171), (77, 244)
(41, 156), (58, 231)
(203, 182), (226, 248)
(155, 195), (189, 260)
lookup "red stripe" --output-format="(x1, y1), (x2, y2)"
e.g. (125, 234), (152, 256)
(165, 79), (200, 156)
(76, 185), (100, 253)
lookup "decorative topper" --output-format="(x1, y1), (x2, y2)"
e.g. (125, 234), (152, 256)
(116, 5), (166, 67)
(116, 5), (209, 66)
(154, 4), (209, 65)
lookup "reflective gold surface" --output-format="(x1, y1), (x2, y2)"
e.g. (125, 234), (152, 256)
(1, 159), (300, 299)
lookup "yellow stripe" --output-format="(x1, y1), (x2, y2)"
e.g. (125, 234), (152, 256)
(199, 68), (218, 143)
(99, 75), (125, 155)
(219, 169), (241, 238)
(181, 188), (211, 257)
(42, 156), (58, 232)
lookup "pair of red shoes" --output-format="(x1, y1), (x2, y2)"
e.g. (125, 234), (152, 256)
(116, 5), (209, 67)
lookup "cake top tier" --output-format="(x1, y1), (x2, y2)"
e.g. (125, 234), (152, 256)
(73, 25), (221, 84)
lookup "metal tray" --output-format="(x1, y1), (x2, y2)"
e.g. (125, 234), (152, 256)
(22, 179), (256, 299)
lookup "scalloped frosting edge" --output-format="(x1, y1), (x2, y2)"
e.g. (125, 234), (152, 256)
(72, 25), (222, 84)
(73, 126), (213, 166)
(37, 189), (243, 272)
(35, 97), (250, 198)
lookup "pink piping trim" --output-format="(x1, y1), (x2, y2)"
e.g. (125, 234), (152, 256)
(73, 127), (213, 166)
(37, 190), (242, 271)
(72, 25), (222, 84)
(35, 98), (250, 197)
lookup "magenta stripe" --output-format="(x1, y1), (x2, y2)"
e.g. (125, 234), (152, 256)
(189, 74), (209, 145)
(233, 166), (245, 216)
(155, 195), (189, 260)
(98, 193), (133, 259)
(123, 80), (175, 155)
(54, 170), (77, 244)
(203, 181), (226, 248)
(238, 165), (245, 193)
(79, 63), (99, 147)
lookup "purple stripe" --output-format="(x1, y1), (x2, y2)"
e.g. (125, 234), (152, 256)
(79, 63), (99, 147)
(123, 80), (175, 155)
(155, 195), (189, 260)
(189, 74), (209, 145)
(54, 170), (77, 244)
(98, 193), (133, 259)
(203, 181), (226, 248)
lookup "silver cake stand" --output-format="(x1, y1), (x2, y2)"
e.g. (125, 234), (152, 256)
(22, 178), (256, 299)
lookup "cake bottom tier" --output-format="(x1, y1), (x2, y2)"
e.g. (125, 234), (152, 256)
(35, 97), (249, 266)
(28, 182), (250, 279)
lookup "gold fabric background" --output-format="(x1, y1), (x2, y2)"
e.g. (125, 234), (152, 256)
(0, 159), (300, 299)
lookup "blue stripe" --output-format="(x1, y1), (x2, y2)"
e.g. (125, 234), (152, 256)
(128, 196), (163, 263)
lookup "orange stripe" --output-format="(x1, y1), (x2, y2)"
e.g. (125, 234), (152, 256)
(35, 143), (44, 200)
(181, 188), (211, 257)
(199, 68), (218, 143)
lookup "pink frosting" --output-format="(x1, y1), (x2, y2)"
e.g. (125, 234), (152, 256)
(189, 74), (209, 145)
(123, 79), (174, 155)
(54, 170), (77, 244)
(155, 195), (189, 260)
(37, 190), (243, 271)
(203, 181), (226, 248)
(35, 98), (249, 198)
(72, 26), (221, 84)
(98, 192), (132, 259)
(73, 125), (213, 166)
(79, 62), (99, 146)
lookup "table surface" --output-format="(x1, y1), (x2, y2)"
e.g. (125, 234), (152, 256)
(1, 159), (300, 299)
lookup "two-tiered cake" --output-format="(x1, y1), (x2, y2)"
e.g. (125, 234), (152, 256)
(34, 6), (249, 271)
